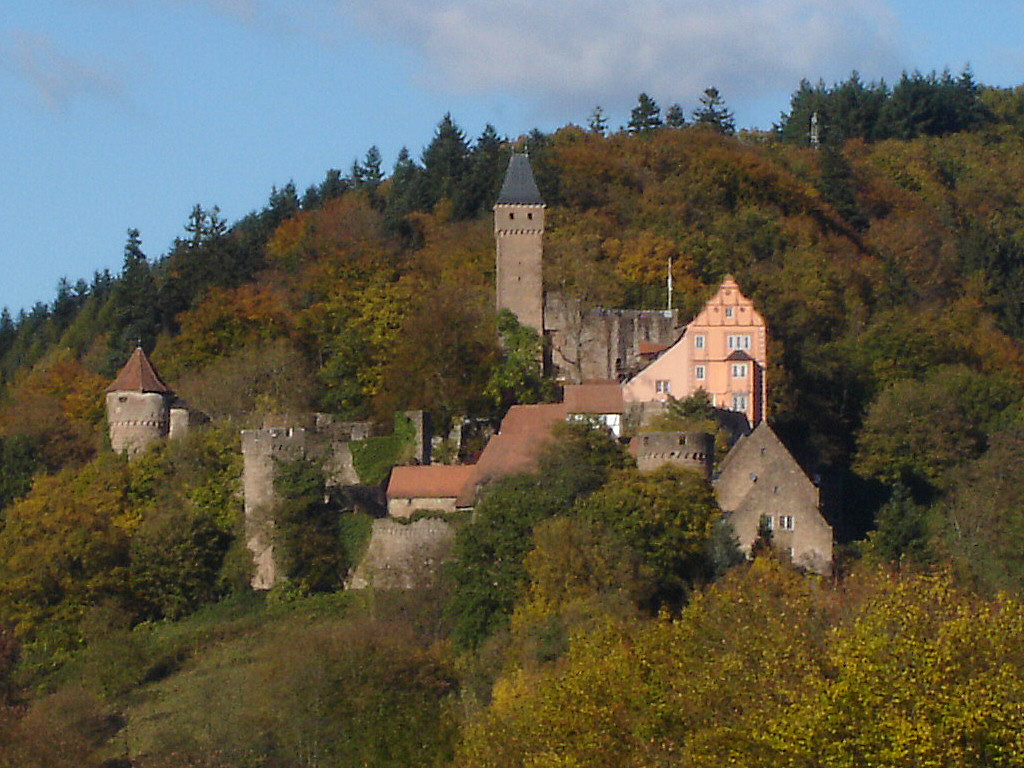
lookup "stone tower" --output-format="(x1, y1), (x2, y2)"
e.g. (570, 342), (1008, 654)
(494, 153), (545, 331)
(105, 346), (180, 455)
(634, 431), (714, 478)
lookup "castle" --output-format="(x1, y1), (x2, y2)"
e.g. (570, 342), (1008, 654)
(490, 154), (830, 573)
(496, 154), (767, 427)
(105, 154), (833, 584)
(105, 346), (191, 455)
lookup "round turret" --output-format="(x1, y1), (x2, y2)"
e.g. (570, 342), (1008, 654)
(105, 347), (173, 456)
(634, 431), (714, 478)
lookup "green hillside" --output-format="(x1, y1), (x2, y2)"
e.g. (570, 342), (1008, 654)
(3, 76), (1024, 766)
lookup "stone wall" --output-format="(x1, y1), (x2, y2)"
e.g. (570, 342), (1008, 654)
(347, 518), (456, 590)
(635, 431), (713, 478)
(106, 391), (170, 455)
(544, 296), (680, 382)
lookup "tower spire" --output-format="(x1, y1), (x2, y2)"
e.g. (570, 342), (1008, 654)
(494, 154), (546, 331)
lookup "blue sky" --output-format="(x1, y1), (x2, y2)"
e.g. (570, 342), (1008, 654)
(2, 0), (1022, 315)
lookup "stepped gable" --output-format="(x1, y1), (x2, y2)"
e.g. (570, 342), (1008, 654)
(496, 153), (544, 205)
(106, 346), (171, 394)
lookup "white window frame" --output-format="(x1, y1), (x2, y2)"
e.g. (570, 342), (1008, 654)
(694, 365), (706, 381)
(694, 334), (705, 349)
(727, 334), (751, 351)
(761, 514), (774, 530)
(731, 393), (748, 412)
(655, 379), (671, 394)
(779, 515), (795, 531)
(724, 307), (734, 318)
(731, 363), (747, 378)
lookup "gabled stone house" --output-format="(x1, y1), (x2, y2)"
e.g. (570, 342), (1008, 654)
(714, 421), (832, 574)
(386, 464), (476, 518)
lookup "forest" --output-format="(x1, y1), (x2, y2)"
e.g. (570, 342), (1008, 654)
(2, 71), (1024, 766)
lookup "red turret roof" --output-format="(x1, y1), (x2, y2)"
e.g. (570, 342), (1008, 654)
(106, 347), (171, 394)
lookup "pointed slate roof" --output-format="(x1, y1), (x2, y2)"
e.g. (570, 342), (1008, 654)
(106, 347), (172, 394)
(496, 154), (544, 205)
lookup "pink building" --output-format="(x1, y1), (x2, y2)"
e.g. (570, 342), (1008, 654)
(622, 276), (767, 426)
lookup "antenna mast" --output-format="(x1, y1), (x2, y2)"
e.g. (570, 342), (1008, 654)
(667, 256), (673, 314)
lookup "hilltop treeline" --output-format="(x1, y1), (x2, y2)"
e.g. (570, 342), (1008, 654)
(2, 74), (1024, 766)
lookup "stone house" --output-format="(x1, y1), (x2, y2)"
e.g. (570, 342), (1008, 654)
(386, 464), (476, 517)
(563, 381), (624, 437)
(714, 421), (832, 574)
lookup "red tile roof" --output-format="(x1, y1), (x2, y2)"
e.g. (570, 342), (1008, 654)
(106, 347), (171, 394)
(455, 403), (568, 507)
(387, 464), (476, 500)
(639, 341), (670, 357)
(563, 383), (623, 415)
(387, 390), (625, 511)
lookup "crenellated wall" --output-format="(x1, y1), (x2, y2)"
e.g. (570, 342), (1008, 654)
(635, 431), (714, 478)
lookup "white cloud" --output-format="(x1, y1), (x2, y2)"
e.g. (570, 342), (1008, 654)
(0, 33), (125, 112)
(345, 0), (902, 122)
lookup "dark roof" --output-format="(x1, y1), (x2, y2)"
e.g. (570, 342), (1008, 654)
(106, 347), (172, 394)
(496, 154), (544, 205)
(726, 350), (753, 361)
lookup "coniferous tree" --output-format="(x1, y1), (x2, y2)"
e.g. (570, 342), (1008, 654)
(588, 106), (609, 134)
(319, 168), (348, 202)
(351, 146), (384, 191)
(816, 145), (867, 230)
(692, 87), (735, 134)
(0, 308), (14, 361)
(420, 113), (471, 213)
(458, 124), (508, 218)
(109, 228), (159, 353)
(300, 183), (321, 210)
(664, 102), (686, 129)
(628, 93), (663, 133)
(384, 146), (424, 237)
